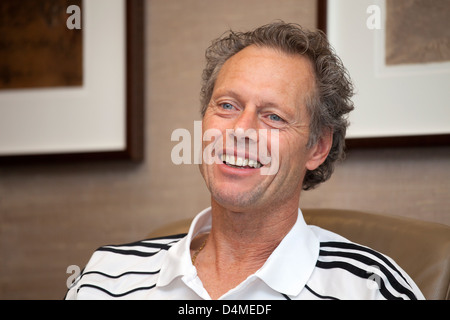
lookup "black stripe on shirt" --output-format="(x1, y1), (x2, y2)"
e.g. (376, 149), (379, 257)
(320, 241), (417, 299)
(95, 235), (185, 257)
(281, 293), (291, 300)
(305, 285), (339, 300)
(145, 233), (188, 241)
(105, 242), (172, 250)
(78, 283), (157, 298)
(96, 246), (164, 257)
(82, 270), (160, 280)
(319, 249), (416, 299)
(316, 260), (403, 300)
(320, 241), (410, 286)
(100, 234), (186, 250)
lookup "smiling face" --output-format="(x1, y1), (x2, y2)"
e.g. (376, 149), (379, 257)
(199, 45), (330, 213)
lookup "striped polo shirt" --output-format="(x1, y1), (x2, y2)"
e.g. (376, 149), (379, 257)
(65, 208), (425, 300)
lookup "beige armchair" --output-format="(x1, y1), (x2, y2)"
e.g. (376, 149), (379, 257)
(149, 208), (450, 300)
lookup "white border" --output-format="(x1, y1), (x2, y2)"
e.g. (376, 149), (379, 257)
(327, 0), (450, 139)
(0, 0), (125, 155)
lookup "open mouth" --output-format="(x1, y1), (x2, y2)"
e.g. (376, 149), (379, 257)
(219, 154), (263, 169)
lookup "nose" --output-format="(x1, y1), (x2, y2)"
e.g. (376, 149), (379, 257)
(232, 107), (258, 137)
(227, 107), (259, 155)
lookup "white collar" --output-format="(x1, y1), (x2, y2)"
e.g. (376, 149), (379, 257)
(157, 207), (319, 297)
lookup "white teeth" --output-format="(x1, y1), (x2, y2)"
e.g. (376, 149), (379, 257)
(227, 154), (235, 165)
(221, 154), (262, 168)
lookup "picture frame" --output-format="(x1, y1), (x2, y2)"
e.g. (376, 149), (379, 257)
(0, 0), (144, 163)
(318, 0), (450, 148)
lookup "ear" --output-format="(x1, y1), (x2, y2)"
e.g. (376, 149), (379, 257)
(305, 129), (333, 171)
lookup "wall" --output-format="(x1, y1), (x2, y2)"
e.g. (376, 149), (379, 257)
(0, 0), (448, 299)
(301, 146), (450, 224)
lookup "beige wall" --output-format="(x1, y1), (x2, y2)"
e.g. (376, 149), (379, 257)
(0, 0), (448, 299)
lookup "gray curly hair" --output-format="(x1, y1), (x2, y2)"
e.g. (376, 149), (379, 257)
(200, 22), (354, 190)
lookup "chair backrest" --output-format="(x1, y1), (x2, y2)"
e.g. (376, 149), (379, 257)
(148, 209), (450, 300)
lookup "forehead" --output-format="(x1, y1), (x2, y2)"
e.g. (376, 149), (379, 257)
(214, 45), (316, 107)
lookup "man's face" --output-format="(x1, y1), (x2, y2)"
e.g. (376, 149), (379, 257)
(199, 45), (325, 212)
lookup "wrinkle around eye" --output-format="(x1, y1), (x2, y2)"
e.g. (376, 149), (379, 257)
(207, 100), (240, 118)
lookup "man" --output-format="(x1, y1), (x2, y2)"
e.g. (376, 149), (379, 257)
(66, 22), (424, 300)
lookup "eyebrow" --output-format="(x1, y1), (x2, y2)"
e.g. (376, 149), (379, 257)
(212, 88), (282, 110)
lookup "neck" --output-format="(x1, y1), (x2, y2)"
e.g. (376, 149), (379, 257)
(208, 198), (298, 267)
(193, 198), (299, 299)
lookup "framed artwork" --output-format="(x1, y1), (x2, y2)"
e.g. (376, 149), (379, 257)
(0, 0), (83, 90)
(318, 0), (450, 148)
(0, 0), (144, 162)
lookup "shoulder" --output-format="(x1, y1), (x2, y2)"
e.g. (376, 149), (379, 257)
(65, 234), (186, 299)
(86, 233), (187, 273)
(306, 226), (424, 300)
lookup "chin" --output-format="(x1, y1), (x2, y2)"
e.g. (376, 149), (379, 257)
(210, 185), (266, 211)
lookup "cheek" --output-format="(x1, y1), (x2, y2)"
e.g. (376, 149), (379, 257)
(278, 134), (309, 171)
(202, 117), (220, 149)
(202, 113), (229, 137)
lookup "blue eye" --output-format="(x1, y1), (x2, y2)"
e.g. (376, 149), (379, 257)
(269, 114), (282, 122)
(221, 103), (234, 110)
